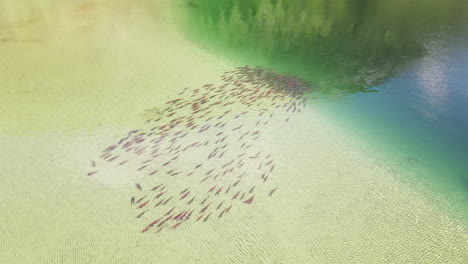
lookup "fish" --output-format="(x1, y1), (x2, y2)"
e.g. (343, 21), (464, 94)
(118, 160), (128, 165)
(141, 219), (161, 233)
(147, 218), (161, 227)
(219, 209), (226, 218)
(154, 199), (163, 207)
(156, 226), (165, 233)
(184, 210), (193, 220)
(208, 184), (217, 192)
(87, 171), (98, 176)
(136, 183), (142, 191)
(136, 210), (148, 219)
(178, 211), (188, 221)
(249, 186), (255, 193)
(151, 184), (163, 191)
(165, 207), (175, 216)
(155, 191), (166, 199)
(201, 176), (211, 182)
(180, 191), (190, 200)
(203, 213), (212, 222)
(201, 196), (209, 205)
(173, 211), (185, 220)
(180, 188), (190, 195)
(232, 191), (240, 200)
(215, 187), (223, 195)
(200, 203), (211, 213)
(137, 201), (150, 209)
(131, 196), (135, 205)
(136, 195), (148, 204)
(162, 196), (173, 205)
(172, 222), (183, 229)
(268, 188), (277, 196)
(216, 201), (224, 210)
(188, 196), (196, 205)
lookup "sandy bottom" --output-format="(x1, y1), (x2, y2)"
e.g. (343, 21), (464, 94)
(0, 0), (467, 263)
(1, 109), (467, 264)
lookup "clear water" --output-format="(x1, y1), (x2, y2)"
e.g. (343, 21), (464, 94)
(318, 42), (468, 219)
(176, 0), (468, 219)
(1, 0), (467, 263)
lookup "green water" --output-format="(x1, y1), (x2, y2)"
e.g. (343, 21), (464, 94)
(1, 1), (467, 263)
(175, 0), (468, 219)
(176, 0), (467, 95)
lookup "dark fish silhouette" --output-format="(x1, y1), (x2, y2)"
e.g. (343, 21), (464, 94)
(165, 207), (175, 216)
(172, 222), (183, 229)
(179, 188), (190, 195)
(154, 199), (164, 207)
(137, 201), (150, 209)
(203, 212), (212, 222)
(151, 184), (163, 191)
(136, 195), (147, 204)
(136, 210), (148, 219)
(162, 196), (173, 205)
(243, 195), (255, 204)
(87, 171), (98, 176)
(180, 191), (190, 200)
(268, 188), (277, 196)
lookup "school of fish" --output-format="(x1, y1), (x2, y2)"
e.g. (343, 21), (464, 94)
(87, 66), (311, 234)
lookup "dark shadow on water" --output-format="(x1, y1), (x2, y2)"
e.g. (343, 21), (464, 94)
(176, 0), (468, 97)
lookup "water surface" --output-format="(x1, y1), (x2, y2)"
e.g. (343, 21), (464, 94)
(1, 0), (467, 263)
(176, 0), (468, 219)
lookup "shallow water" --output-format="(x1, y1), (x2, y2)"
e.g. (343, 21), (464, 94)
(177, 0), (468, 220)
(1, 0), (467, 263)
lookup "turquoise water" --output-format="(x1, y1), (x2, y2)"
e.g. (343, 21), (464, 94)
(175, 0), (468, 218)
(1, 1), (467, 262)
(317, 42), (468, 219)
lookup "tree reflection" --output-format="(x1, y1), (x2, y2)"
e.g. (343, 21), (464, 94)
(179, 0), (468, 95)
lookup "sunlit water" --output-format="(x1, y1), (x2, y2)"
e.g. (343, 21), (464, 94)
(318, 42), (468, 219)
(1, 0), (467, 263)
(176, 0), (468, 220)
